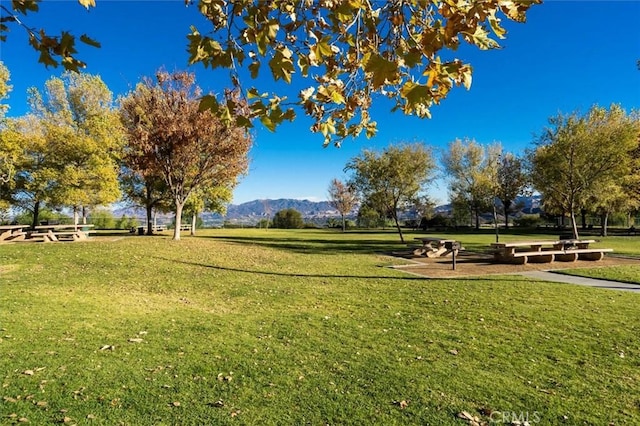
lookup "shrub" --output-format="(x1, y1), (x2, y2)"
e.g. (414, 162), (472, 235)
(89, 208), (116, 229)
(514, 214), (541, 228)
(272, 209), (304, 229)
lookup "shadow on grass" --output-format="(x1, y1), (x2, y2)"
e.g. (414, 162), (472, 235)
(156, 256), (537, 284)
(156, 256), (424, 280)
(199, 234), (405, 255)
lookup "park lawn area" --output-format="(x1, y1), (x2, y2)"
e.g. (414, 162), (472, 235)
(1, 229), (639, 425)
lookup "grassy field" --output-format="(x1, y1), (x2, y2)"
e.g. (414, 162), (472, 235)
(1, 229), (639, 425)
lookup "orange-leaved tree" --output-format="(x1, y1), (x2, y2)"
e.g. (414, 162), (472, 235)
(120, 70), (252, 241)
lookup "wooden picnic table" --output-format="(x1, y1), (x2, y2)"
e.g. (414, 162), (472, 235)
(491, 239), (612, 264)
(30, 224), (94, 242)
(0, 224), (30, 242)
(412, 237), (461, 258)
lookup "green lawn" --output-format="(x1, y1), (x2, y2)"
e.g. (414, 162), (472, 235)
(1, 229), (639, 425)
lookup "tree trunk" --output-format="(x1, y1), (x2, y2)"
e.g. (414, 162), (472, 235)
(341, 214), (346, 232)
(503, 200), (511, 229)
(474, 208), (480, 230)
(31, 200), (41, 229)
(601, 213), (609, 237)
(581, 208), (587, 230)
(173, 203), (183, 241)
(570, 210), (580, 240)
(73, 207), (79, 225)
(493, 204), (499, 243)
(82, 206), (88, 225)
(191, 213), (196, 236)
(145, 203), (153, 235)
(392, 210), (404, 243)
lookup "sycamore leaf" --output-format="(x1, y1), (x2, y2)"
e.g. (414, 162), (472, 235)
(248, 61), (260, 79)
(364, 54), (399, 89)
(79, 34), (101, 48)
(260, 115), (275, 132)
(78, 0), (96, 9)
(198, 95), (219, 113)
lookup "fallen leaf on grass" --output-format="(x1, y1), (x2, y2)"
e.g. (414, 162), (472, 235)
(99, 345), (114, 351)
(61, 416), (73, 423)
(128, 338), (143, 343)
(457, 411), (484, 426)
(449, 349), (459, 356)
(35, 401), (48, 407)
(209, 400), (224, 407)
(18, 417), (28, 423)
(171, 401), (181, 407)
(86, 414), (96, 420)
(22, 370), (34, 376)
(3, 396), (17, 403)
(217, 373), (233, 382)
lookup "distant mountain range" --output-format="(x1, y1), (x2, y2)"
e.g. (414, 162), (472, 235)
(114, 195), (542, 226)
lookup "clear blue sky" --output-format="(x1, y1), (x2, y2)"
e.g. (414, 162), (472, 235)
(2, 1), (639, 205)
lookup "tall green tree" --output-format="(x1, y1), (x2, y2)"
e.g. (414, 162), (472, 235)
(442, 139), (500, 230)
(183, 184), (233, 236)
(26, 72), (123, 224)
(496, 152), (529, 228)
(120, 70), (252, 241)
(5, 1), (539, 144)
(530, 104), (640, 239)
(0, 61), (14, 193)
(346, 143), (435, 242)
(0, 61), (11, 117)
(327, 178), (357, 232)
(6, 115), (58, 227)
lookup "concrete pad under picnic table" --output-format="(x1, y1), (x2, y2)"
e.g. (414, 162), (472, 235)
(387, 250), (640, 280)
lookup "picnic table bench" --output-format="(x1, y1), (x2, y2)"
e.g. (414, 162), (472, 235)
(491, 239), (612, 264)
(0, 224), (29, 242)
(412, 237), (462, 258)
(30, 224), (94, 242)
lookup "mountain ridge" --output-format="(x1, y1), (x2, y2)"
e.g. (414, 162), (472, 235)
(113, 195), (541, 226)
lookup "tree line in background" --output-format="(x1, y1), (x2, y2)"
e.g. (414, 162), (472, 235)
(1, 61), (639, 242)
(328, 104), (640, 242)
(0, 64), (252, 240)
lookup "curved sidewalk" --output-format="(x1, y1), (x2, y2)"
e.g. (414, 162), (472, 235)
(518, 271), (640, 293)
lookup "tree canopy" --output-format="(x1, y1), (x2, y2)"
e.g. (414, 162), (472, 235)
(530, 104), (640, 239)
(2, 73), (123, 227)
(442, 138), (500, 229)
(346, 143), (435, 242)
(327, 178), (357, 232)
(3, 0), (540, 145)
(120, 70), (252, 240)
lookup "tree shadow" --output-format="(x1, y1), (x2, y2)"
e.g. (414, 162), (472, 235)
(155, 256), (426, 280)
(198, 234), (406, 255)
(155, 256), (540, 284)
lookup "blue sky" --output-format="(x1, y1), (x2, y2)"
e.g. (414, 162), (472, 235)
(2, 1), (639, 205)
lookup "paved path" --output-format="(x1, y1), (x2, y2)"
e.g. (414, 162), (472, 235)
(518, 271), (640, 293)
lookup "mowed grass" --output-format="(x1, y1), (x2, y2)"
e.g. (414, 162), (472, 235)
(1, 229), (639, 425)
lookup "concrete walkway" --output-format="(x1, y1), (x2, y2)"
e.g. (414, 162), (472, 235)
(518, 271), (640, 293)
